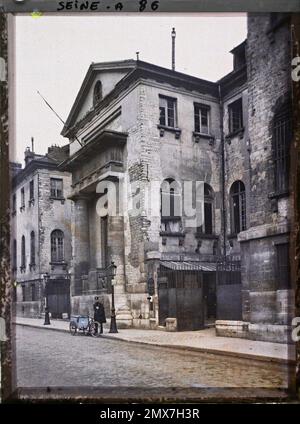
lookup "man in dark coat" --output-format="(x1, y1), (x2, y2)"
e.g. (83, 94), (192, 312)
(93, 297), (106, 334)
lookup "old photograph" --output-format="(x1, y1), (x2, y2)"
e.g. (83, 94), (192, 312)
(6, 12), (296, 395)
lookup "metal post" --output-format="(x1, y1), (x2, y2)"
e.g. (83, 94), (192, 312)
(171, 27), (176, 71)
(43, 274), (51, 325)
(109, 279), (118, 333)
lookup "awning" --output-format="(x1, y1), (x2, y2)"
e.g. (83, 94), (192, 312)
(160, 261), (217, 272)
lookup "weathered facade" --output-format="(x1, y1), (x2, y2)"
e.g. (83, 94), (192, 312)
(58, 13), (293, 342)
(11, 145), (72, 318)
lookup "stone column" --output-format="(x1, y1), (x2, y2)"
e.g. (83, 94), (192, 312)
(72, 196), (90, 296)
(108, 215), (132, 328)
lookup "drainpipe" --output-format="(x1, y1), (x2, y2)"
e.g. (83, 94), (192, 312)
(218, 84), (227, 259)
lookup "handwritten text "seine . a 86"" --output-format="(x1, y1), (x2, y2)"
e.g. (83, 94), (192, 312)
(57, 1), (160, 12)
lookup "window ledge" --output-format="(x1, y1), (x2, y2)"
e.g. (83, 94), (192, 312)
(225, 127), (245, 143)
(157, 125), (182, 139)
(160, 231), (186, 237)
(195, 233), (218, 240)
(49, 196), (65, 204)
(268, 191), (289, 200)
(227, 233), (238, 240)
(193, 132), (215, 145)
(161, 216), (182, 222)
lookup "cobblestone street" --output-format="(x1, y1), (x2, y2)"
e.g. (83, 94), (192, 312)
(16, 327), (290, 388)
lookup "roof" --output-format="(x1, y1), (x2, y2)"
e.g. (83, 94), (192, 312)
(160, 261), (217, 272)
(61, 59), (219, 137)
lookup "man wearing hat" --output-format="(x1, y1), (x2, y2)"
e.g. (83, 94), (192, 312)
(93, 296), (106, 334)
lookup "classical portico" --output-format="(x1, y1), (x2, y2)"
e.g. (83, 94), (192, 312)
(59, 130), (133, 326)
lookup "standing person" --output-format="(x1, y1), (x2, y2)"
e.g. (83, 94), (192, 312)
(93, 297), (106, 334)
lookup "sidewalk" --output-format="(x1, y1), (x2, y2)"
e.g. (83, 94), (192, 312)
(14, 317), (296, 365)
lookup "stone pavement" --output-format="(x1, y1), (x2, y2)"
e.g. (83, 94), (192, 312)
(14, 317), (296, 364)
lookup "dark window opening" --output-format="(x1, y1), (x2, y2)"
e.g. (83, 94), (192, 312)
(230, 181), (246, 234)
(160, 179), (182, 233)
(194, 104), (210, 135)
(159, 96), (177, 128)
(228, 98), (243, 134)
(12, 194), (16, 214)
(30, 231), (35, 265)
(197, 184), (214, 235)
(276, 243), (291, 289)
(13, 239), (17, 271)
(21, 235), (26, 269)
(21, 187), (25, 209)
(22, 285), (26, 302)
(50, 178), (63, 198)
(29, 180), (34, 200)
(272, 104), (291, 194)
(51, 229), (64, 262)
(93, 80), (103, 106)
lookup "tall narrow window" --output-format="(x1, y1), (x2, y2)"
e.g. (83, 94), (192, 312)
(194, 104), (210, 134)
(230, 181), (246, 234)
(13, 239), (17, 271)
(159, 96), (177, 128)
(51, 230), (64, 262)
(21, 187), (25, 210)
(276, 243), (291, 289)
(12, 194), (16, 215)
(197, 184), (214, 235)
(22, 284), (26, 302)
(272, 103), (291, 194)
(29, 180), (34, 201)
(160, 179), (181, 233)
(30, 231), (35, 266)
(50, 178), (63, 198)
(93, 80), (103, 106)
(21, 235), (26, 269)
(228, 98), (243, 134)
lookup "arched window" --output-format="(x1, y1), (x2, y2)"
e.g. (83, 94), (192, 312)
(197, 183), (214, 235)
(272, 102), (291, 193)
(51, 230), (64, 262)
(93, 80), (103, 106)
(230, 181), (246, 234)
(160, 178), (182, 233)
(30, 231), (35, 265)
(21, 235), (26, 269)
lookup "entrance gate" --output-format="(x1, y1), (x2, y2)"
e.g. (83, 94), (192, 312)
(46, 279), (71, 319)
(216, 257), (242, 320)
(158, 263), (204, 331)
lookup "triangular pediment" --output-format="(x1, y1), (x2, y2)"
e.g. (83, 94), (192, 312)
(63, 60), (136, 135)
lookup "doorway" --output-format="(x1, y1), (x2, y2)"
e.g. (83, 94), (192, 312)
(46, 279), (71, 319)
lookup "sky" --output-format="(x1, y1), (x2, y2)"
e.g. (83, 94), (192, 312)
(14, 13), (247, 164)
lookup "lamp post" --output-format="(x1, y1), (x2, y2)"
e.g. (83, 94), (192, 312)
(108, 261), (118, 334)
(43, 272), (51, 325)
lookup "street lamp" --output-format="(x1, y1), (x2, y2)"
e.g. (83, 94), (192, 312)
(43, 272), (51, 325)
(108, 261), (118, 333)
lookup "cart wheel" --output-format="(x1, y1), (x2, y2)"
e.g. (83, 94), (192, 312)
(90, 321), (101, 337)
(69, 322), (77, 336)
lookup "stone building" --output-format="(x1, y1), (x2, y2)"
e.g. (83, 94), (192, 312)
(11, 144), (72, 318)
(59, 13), (293, 342)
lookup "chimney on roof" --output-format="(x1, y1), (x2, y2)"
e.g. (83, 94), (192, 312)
(31, 137), (34, 153)
(24, 146), (34, 166)
(171, 27), (176, 71)
(136, 51), (140, 61)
